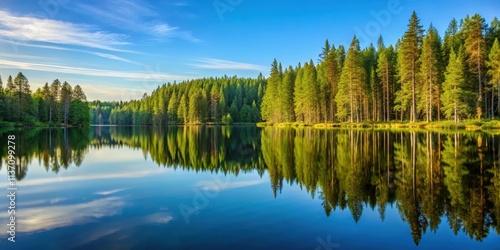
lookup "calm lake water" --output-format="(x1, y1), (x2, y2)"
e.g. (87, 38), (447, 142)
(0, 126), (499, 249)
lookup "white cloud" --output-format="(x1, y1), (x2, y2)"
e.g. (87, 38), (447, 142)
(143, 212), (173, 224)
(0, 197), (124, 234)
(0, 59), (193, 82)
(95, 188), (128, 196)
(0, 10), (128, 52)
(190, 58), (267, 71)
(0, 39), (141, 65)
(73, 0), (200, 42)
(18, 168), (169, 187)
(151, 24), (178, 36)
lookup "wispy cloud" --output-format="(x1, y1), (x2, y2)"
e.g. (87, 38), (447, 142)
(0, 10), (128, 52)
(0, 197), (124, 234)
(95, 188), (128, 196)
(190, 58), (267, 71)
(0, 39), (140, 64)
(0, 59), (193, 82)
(73, 0), (200, 42)
(17, 168), (169, 187)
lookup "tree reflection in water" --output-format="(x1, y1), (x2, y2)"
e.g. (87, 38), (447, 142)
(1, 126), (499, 244)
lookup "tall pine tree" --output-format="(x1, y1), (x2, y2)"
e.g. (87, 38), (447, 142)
(397, 11), (424, 122)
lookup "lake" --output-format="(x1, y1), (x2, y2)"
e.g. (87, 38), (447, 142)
(0, 126), (499, 249)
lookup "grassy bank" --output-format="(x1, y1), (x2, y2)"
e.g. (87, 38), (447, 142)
(257, 119), (500, 131)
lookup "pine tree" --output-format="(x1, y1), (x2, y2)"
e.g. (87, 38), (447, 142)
(261, 59), (281, 122)
(319, 39), (331, 62)
(443, 18), (461, 67)
(377, 39), (396, 122)
(280, 66), (295, 122)
(398, 11), (424, 122)
(70, 85), (90, 126)
(177, 94), (188, 123)
(441, 48), (474, 123)
(336, 36), (366, 122)
(61, 81), (72, 125)
(294, 63), (305, 122)
(188, 90), (201, 123)
(487, 38), (500, 116)
(336, 45), (346, 69)
(362, 44), (377, 121)
(303, 60), (320, 123)
(50, 79), (62, 123)
(464, 14), (487, 117)
(419, 25), (443, 122)
(167, 91), (178, 123)
(325, 46), (340, 122)
(13, 72), (32, 123)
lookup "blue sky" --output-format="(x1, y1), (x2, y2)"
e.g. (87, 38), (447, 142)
(0, 0), (498, 101)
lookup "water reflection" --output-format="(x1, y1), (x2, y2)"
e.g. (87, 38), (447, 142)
(1, 126), (499, 244)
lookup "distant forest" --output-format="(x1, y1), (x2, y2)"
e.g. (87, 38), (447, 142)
(91, 12), (500, 125)
(0, 72), (90, 126)
(2, 12), (500, 126)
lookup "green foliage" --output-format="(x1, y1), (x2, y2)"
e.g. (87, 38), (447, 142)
(222, 113), (233, 124)
(108, 75), (263, 125)
(0, 72), (90, 127)
(441, 48), (475, 123)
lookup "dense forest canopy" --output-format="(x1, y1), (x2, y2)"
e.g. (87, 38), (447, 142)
(261, 12), (500, 124)
(99, 75), (265, 125)
(2, 12), (499, 126)
(0, 72), (90, 126)
(97, 12), (500, 125)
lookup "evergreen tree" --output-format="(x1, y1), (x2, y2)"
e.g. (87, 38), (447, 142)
(280, 66), (296, 122)
(319, 39), (331, 62)
(261, 59), (281, 123)
(294, 63), (305, 122)
(13, 72), (32, 123)
(325, 46), (340, 122)
(441, 48), (474, 123)
(177, 94), (188, 123)
(61, 81), (72, 125)
(336, 36), (366, 122)
(487, 38), (500, 116)
(70, 85), (90, 126)
(50, 79), (62, 123)
(464, 14), (487, 117)
(419, 25), (443, 122)
(398, 11), (424, 122)
(377, 40), (396, 122)
(303, 60), (320, 123)
(443, 18), (461, 67)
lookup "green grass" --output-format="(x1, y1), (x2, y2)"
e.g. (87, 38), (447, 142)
(265, 119), (500, 131)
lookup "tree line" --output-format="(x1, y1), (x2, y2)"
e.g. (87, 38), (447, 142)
(0, 72), (90, 126)
(261, 12), (500, 124)
(100, 75), (265, 125)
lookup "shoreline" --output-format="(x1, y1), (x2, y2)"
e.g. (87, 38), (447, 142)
(257, 119), (500, 131)
(2, 120), (500, 131)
